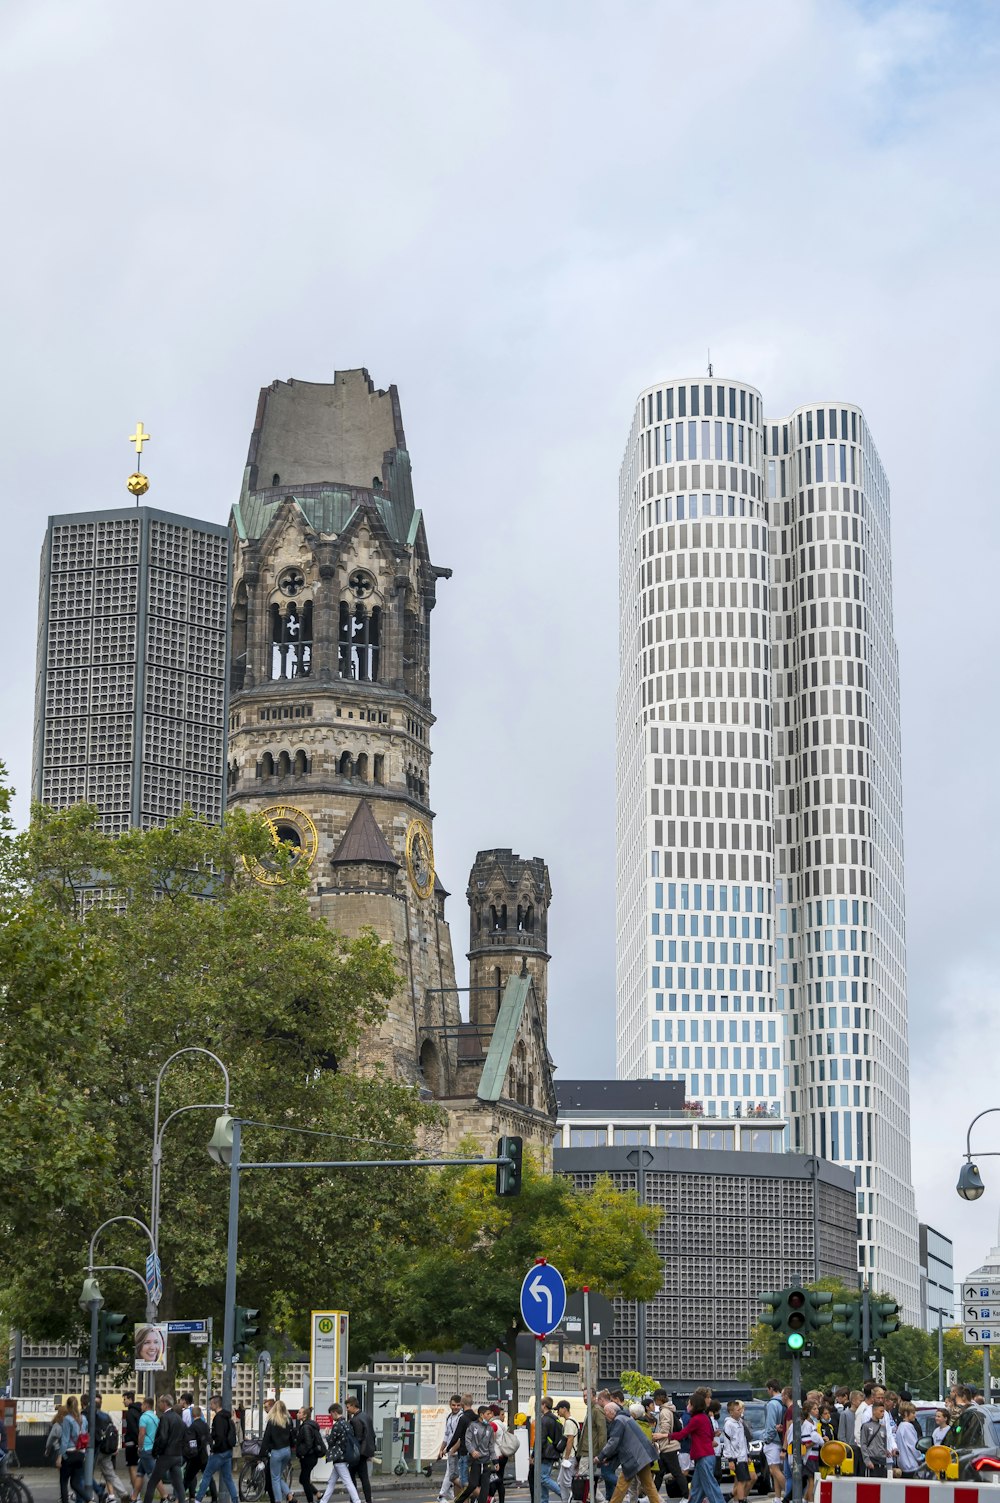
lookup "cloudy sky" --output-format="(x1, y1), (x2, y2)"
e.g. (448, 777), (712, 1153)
(3, 0), (1000, 1287)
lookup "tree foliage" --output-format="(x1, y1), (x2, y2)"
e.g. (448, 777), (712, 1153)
(740, 1279), (988, 1396)
(389, 1152), (662, 1356)
(0, 784), (439, 1368)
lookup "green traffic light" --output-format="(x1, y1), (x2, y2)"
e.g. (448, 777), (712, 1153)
(787, 1332), (805, 1351)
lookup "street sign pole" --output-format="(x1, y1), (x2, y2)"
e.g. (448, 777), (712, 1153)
(534, 1334), (544, 1503)
(986, 1346), (992, 1400)
(583, 1286), (595, 1503)
(206, 1317), (214, 1405)
(938, 1308), (944, 1402)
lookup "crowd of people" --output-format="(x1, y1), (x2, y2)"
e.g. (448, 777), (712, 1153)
(437, 1378), (985, 1503)
(44, 1391), (379, 1503)
(42, 1374), (986, 1503)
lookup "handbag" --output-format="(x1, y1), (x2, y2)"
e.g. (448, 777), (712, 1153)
(571, 1479), (589, 1502)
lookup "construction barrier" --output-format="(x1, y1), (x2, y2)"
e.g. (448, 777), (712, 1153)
(819, 1480), (998, 1503)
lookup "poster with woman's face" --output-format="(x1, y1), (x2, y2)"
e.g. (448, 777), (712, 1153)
(134, 1323), (168, 1371)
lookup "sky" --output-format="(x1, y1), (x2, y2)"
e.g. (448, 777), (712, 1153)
(2, 0), (1000, 1291)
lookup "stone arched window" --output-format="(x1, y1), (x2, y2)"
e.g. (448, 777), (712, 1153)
(271, 599), (312, 680)
(338, 750), (353, 778)
(419, 1037), (443, 1097)
(231, 580), (248, 692)
(293, 749), (308, 775)
(258, 752), (275, 779)
(277, 750), (291, 777)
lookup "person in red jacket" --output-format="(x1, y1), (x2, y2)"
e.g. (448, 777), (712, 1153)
(673, 1391), (723, 1503)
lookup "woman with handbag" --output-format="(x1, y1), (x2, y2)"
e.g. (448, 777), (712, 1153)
(58, 1396), (88, 1503)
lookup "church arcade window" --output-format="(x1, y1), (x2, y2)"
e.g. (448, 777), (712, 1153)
(338, 601), (381, 681)
(270, 600), (312, 679)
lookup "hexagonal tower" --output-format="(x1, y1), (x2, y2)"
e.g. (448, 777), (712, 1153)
(226, 372), (461, 1082)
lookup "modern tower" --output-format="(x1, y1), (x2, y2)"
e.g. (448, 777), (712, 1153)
(616, 373), (919, 1315)
(33, 506), (230, 831)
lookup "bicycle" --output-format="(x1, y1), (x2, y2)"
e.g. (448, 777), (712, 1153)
(0, 1454), (32, 1503)
(237, 1439), (290, 1503)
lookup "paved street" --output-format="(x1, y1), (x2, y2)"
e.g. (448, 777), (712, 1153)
(13, 1472), (452, 1503)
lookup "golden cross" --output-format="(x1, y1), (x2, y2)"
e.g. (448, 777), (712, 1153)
(129, 421), (151, 456)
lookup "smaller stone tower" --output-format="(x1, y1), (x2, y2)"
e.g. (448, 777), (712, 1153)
(467, 850), (552, 1032)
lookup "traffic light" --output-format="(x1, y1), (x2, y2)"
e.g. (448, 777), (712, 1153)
(787, 1289), (808, 1350)
(98, 1311), (127, 1364)
(234, 1306), (259, 1353)
(870, 1298), (900, 1341)
(832, 1299), (862, 1348)
(805, 1290), (834, 1331)
(496, 1136), (523, 1197)
(760, 1290), (790, 1335)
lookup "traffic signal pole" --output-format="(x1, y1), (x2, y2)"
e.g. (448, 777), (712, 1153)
(221, 1118), (242, 1409)
(84, 1296), (100, 1494)
(790, 1348), (803, 1503)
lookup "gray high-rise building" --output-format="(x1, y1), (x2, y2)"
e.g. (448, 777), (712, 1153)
(33, 506), (230, 831)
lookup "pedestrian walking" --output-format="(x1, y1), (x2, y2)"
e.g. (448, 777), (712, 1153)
(651, 1392), (687, 1500)
(485, 1403), (518, 1503)
(673, 1390), (723, 1503)
(574, 1388), (608, 1503)
(319, 1405), (361, 1503)
(449, 1398), (477, 1495)
(58, 1396), (88, 1503)
(294, 1407), (323, 1503)
(343, 1399), (374, 1503)
(121, 1393), (143, 1503)
(143, 1394), (186, 1503)
(438, 1396), (463, 1502)
(597, 1402), (659, 1503)
(452, 1407), (496, 1503)
(537, 1398), (563, 1503)
(195, 1397), (238, 1503)
(183, 1407), (213, 1502)
(721, 1402), (751, 1503)
(86, 1393), (129, 1501)
(260, 1399), (294, 1503)
(555, 1402), (579, 1503)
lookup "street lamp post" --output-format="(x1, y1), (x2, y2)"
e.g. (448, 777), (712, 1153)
(955, 1108), (1000, 1398)
(79, 1277), (103, 1494)
(151, 1049), (231, 1305)
(207, 1115), (517, 1409)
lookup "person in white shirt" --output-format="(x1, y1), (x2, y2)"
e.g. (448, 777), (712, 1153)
(894, 1406), (920, 1478)
(720, 1403), (751, 1503)
(932, 1409), (951, 1446)
(438, 1396), (464, 1503)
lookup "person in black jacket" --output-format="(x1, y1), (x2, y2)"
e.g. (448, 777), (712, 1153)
(184, 1406), (215, 1502)
(294, 1407), (323, 1503)
(143, 1395), (186, 1503)
(344, 1401), (375, 1503)
(195, 1397), (238, 1503)
(260, 1399), (294, 1503)
(121, 1392), (143, 1503)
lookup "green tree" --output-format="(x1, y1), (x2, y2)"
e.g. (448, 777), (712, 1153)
(0, 787), (439, 1368)
(390, 1153), (662, 1366)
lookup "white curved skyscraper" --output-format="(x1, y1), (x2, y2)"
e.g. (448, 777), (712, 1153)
(616, 373), (919, 1315)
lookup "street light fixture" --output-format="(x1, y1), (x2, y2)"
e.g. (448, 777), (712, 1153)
(957, 1109), (1000, 1201)
(958, 1161), (987, 1201)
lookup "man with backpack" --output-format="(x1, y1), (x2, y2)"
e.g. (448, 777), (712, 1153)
(554, 1403), (578, 1503)
(539, 1398), (564, 1501)
(194, 1396), (238, 1503)
(183, 1406), (213, 1502)
(143, 1395), (186, 1503)
(345, 1399), (376, 1503)
(86, 1394), (129, 1502)
(319, 1404), (361, 1503)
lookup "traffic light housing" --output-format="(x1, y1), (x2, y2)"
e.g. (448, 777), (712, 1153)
(870, 1298), (900, 1341)
(832, 1300), (862, 1348)
(496, 1136), (523, 1197)
(787, 1289), (808, 1350)
(806, 1290), (834, 1331)
(760, 1290), (790, 1334)
(234, 1305), (259, 1353)
(98, 1311), (127, 1364)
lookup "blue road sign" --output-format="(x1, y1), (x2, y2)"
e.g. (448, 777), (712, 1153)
(145, 1253), (162, 1303)
(520, 1262), (567, 1335)
(166, 1319), (206, 1334)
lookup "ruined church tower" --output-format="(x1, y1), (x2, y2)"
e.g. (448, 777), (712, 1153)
(226, 372), (556, 1154)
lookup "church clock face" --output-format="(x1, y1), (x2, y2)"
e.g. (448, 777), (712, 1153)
(246, 804), (319, 886)
(405, 818), (434, 900)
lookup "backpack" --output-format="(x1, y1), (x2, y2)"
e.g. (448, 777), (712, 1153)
(184, 1427), (202, 1461)
(342, 1426), (360, 1467)
(225, 1417), (238, 1451)
(98, 1417), (119, 1457)
(495, 1425), (520, 1459)
(296, 1422), (321, 1461)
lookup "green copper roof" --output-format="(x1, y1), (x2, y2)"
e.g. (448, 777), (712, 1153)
(477, 973), (533, 1102)
(232, 486), (419, 547)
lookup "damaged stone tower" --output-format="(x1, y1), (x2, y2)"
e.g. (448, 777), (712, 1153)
(226, 372), (556, 1155)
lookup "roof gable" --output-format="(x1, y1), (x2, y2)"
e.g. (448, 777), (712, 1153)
(330, 799), (399, 867)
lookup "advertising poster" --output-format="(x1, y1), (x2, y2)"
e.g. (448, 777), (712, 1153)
(134, 1323), (168, 1371)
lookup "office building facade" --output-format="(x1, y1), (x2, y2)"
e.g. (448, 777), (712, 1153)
(554, 1078), (854, 1381)
(919, 1223), (955, 1331)
(33, 507), (230, 831)
(616, 375), (919, 1315)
